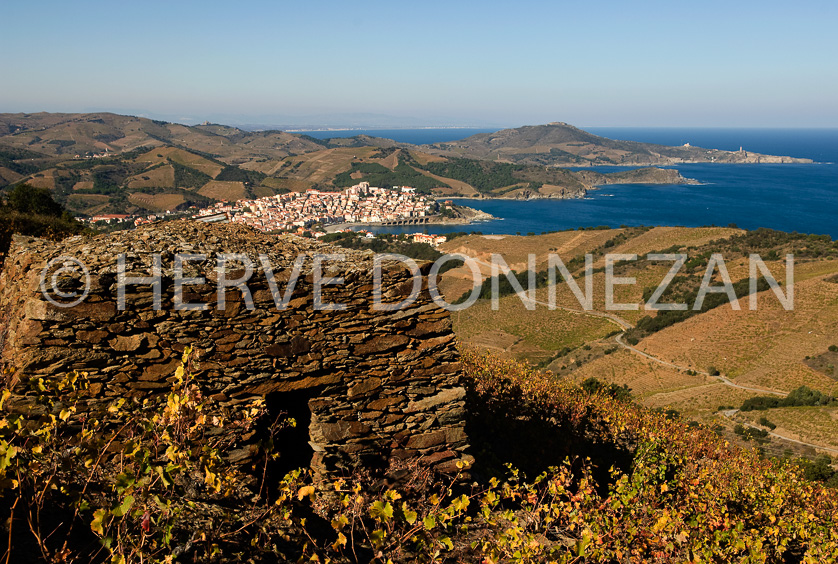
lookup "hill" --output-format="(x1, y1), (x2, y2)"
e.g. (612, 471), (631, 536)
(424, 122), (814, 166)
(1, 222), (838, 561)
(0, 112), (335, 215)
(0, 112), (325, 162)
(441, 226), (838, 463)
(0, 113), (805, 216)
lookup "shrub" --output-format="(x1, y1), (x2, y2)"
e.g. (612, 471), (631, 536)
(742, 386), (836, 411)
(0, 184), (87, 258)
(798, 455), (838, 484)
(580, 377), (632, 401)
(758, 416), (777, 430)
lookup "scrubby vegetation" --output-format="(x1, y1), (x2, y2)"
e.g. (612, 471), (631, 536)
(172, 162), (212, 190)
(758, 416), (777, 430)
(417, 156), (589, 195)
(214, 165), (267, 186)
(719, 228), (838, 259)
(2, 348), (837, 562)
(333, 160), (445, 193)
(580, 377), (632, 401)
(0, 184), (87, 259)
(796, 455), (838, 489)
(0, 146), (43, 177)
(422, 158), (524, 193)
(740, 385), (835, 411)
(733, 423), (770, 443)
(626, 276), (772, 343)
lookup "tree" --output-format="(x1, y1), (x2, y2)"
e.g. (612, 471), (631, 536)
(3, 183), (64, 217)
(1, 184), (86, 258)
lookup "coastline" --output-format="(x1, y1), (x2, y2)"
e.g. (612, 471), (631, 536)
(542, 157), (816, 167)
(442, 193), (585, 202)
(438, 180), (698, 202)
(322, 206), (496, 233)
(428, 166), (702, 202)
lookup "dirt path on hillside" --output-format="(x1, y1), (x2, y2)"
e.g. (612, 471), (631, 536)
(613, 334), (787, 396)
(720, 409), (838, 455)
(456, 251), (838, 453)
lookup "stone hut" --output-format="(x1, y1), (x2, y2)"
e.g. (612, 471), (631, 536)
(0, 223), (470, 477)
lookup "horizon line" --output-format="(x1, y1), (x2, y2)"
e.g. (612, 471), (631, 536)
(2, 109), (838, 131)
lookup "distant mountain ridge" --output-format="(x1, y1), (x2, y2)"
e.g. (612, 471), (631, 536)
(0, 112), (326, 162)
(0, 113), (812, 167)
(424, 122), (814, 166)
(0, 113), (809, 217)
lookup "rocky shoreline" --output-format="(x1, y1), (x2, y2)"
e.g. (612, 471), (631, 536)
(441, 167), (700, 201)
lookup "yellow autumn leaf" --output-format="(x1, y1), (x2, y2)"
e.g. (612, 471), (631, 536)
(652, 513), (669, 533)
(331, 532), (347, 550)
(297, 485), (315, 500)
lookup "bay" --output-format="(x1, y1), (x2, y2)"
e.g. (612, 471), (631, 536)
(353, 128), (838, 238)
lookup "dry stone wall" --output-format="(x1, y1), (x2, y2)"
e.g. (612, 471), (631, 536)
(0, 223), (470, 477)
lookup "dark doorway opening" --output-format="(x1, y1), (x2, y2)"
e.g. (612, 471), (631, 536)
(265, 387), (324, 478)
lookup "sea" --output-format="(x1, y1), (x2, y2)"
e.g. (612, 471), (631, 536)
(297, 127), (838, 238)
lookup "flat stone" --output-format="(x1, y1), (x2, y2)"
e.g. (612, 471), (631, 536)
(445, 426), (467, 444)
(126, 381), (170, 390)
(265, 335), (310, 357)
(109, 334), (146, 352)
(406, 320), (450, 337)
(415, 333), (455, 351)
(348, 377), (382, 398)
(405, 430), (447, 450)
(241, 372), (341, 394)
(66, 301), (117, 321)
(18, 319), (43, 340)
(354, 334), (410, 355)
(141, 359), (181, 381)
(420, 450), (456, 465)
(24, 300), (64, 322)
(406, 387), (465, 413)
(383, 414), (405, 425)
(367, 396), (403, 410)
(434, 454), (475, 474)
(78, 330), (109, 344)
(316, 420), (370, 442)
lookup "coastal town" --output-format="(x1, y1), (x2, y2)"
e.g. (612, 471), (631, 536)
(194, 182), (433, 231)
(81, 182), (453, 246)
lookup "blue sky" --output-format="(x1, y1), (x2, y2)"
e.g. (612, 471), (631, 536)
(1, 0), (836, 127)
